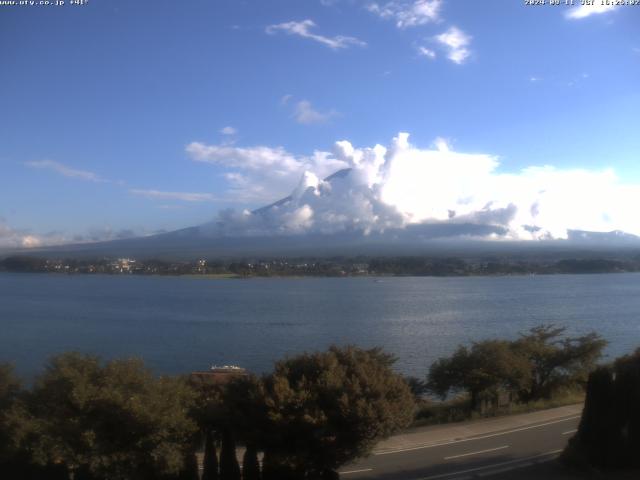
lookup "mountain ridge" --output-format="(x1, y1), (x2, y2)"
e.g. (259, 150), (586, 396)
(4, 166), (640, 260)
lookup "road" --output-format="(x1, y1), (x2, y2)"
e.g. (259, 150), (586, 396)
(338, 405), (582, 480)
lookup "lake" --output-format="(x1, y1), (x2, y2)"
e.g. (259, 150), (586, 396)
(1, 272), (639, 380)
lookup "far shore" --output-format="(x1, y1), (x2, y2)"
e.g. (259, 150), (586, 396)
(3, 270), (640, 280)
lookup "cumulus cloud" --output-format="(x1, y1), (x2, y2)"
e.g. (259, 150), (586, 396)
(293, 100), (336, 124)
(0, 220), (142, 250)
(266, 20), (366, 50)
(367, 0), (442, 28)
(129, 189), (217, 202)
(186, 140), (348, 202)
(199, 133), (640, 241)
(0, 220), (43, 249)
(566, 3), (617, 19)
(25, 160), (105, 182)
(220, 126), (237, 135)
(435, 26), (471, 64)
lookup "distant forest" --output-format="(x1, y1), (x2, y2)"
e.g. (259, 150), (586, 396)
(2, 254), (640, 277)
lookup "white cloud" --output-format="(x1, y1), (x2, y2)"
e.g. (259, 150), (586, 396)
(0, 221), (154, 250)
(266, 20), (366, 50)
(129, 189), (217, 202)
(417, 46), (436, 59)
(367, 0), (442, 28)
(200, 133), (640, 241)
(0, 220), (43, 249)
(187, 143), (303, 173)
(435, 26), (471, 64)
(25, 160), (105, 182)
(220, 126), (237, 135)
(566, 3), (616, 19)
(293, 100), (336, 125)
(186, 141), (349, 203)
(432, 136), (451, 151)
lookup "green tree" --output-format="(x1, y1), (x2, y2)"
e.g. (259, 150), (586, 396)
(190, 374), (266, 480)
(221, 376), (266, 479)
(0, 363), (20, 409)
(0, 363), (21, 459)
(178, 452), (200, 480)
(404, 376), (428, 401)
(261, 450), (295, 480)
(262, 345), (415, 478)
(0, 363), (38, 477)
(428, 326), (607, 408)
(26, 352), (198, 480)
(514, 325), (607, 401)
(221, 375), (269, 456)
(428, 340), (530, 410)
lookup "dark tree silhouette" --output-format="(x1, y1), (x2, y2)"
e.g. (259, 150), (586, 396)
(241, 445), (260, 480)
(219, 429), (241, 480)
(564, 348), (640, 469)
(202, 430), (219, 480)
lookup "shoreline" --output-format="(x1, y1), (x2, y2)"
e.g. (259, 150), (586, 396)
(2, 270), (640, 280)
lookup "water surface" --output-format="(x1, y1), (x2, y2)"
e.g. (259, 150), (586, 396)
(1, 273), (639, 379)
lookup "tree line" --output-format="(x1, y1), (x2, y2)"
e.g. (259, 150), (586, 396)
(0, 346), (414, 480)
(0, 327), (612, 479)
(425, 325), (607, 411)
(3, 255), (640, 277)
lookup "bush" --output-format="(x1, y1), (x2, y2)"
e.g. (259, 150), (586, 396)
(261, 345), (415, 477)
(25, 353), (198, 480)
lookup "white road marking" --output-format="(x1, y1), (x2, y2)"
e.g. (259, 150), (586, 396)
(339, 468), (373, 475)
(562, 429), (578, 435)
(375, 415), (580, 455)
(417, 449), (563, 480)
(444, 445), (509, 460)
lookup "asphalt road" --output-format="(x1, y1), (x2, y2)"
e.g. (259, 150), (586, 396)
(338, 412), (581, 480)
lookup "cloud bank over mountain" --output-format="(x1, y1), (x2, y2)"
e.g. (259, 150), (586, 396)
(189, 133), (640, 242)
(8, 133), (638, 251)
(0, 221), (145, 251)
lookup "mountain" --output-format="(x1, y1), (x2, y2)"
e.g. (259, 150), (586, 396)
(5, 166), (640, 260)
(7, 224), (640, 262)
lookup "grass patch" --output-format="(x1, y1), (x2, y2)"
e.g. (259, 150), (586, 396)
(412, 388), (585, 428)
(412, 395), (471, 427)
(507, 389), (585, 415)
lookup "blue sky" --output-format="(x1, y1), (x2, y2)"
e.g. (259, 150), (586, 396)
(1, 0), (639, 246)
